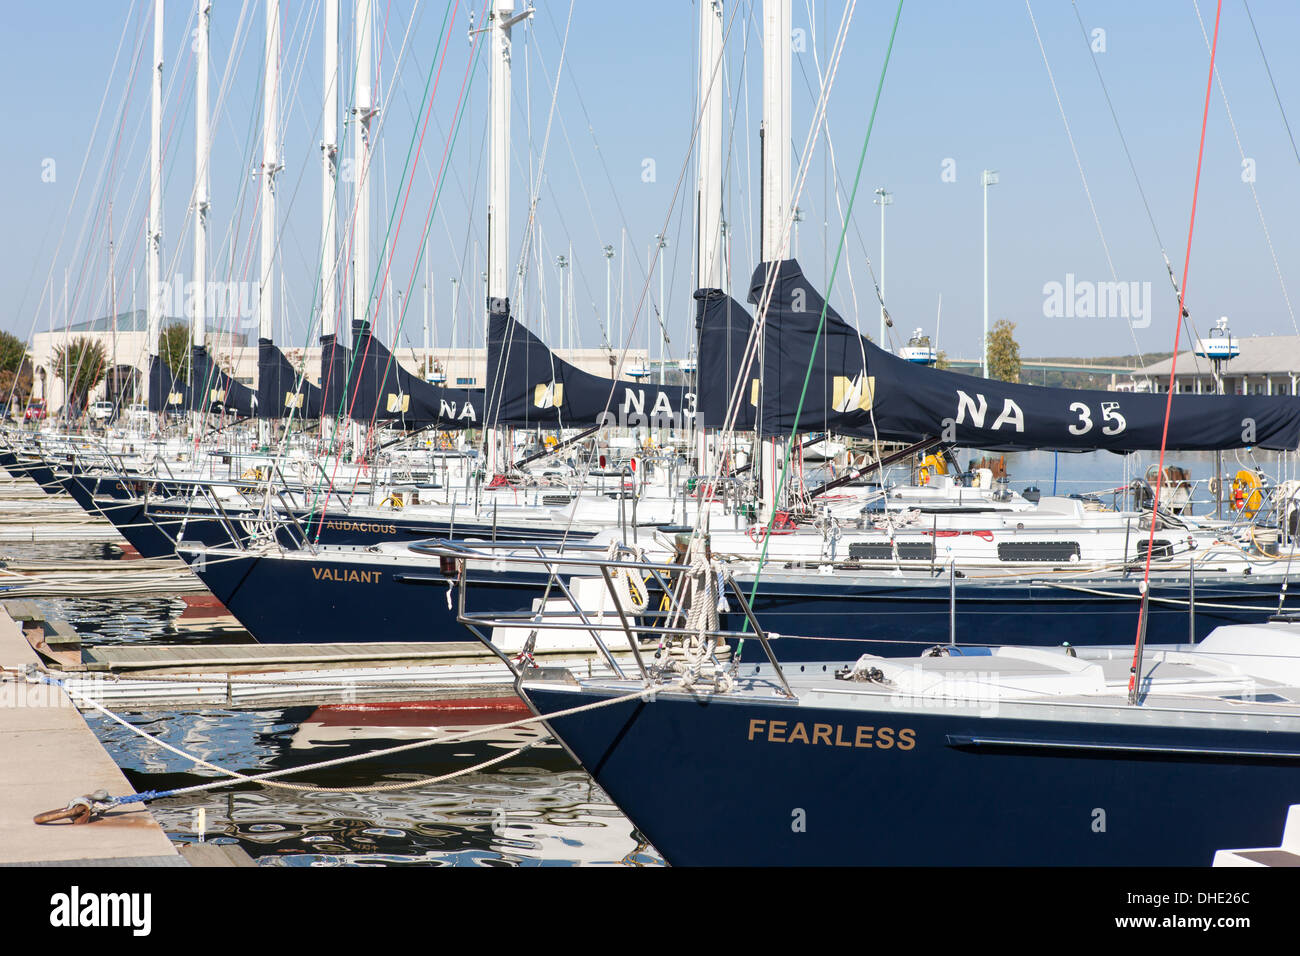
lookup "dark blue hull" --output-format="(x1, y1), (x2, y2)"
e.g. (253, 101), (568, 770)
(734, 574), (1300, 660)
(525, 684), (1300, 865)
(178, 545), (1300, 659)
(179, 548), (546, 645)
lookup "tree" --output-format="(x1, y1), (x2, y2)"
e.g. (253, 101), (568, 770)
(53, 337), (107, 413)
(0, 330), (26, 374)
(935, 349), (950, 371)
(159, 321), (191, 382)
(985, 319), (1021, 383)
(0, 331), (32, 410)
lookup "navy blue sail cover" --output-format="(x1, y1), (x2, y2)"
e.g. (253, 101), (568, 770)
(187, 345), (257, 416)
(751, 258), (1300, 452)
(319, 333), (351, 417)
(347, 319), (482, 429)
(146, 354), (188, 413)
(257, 339), (321, 419)
(486, 300), (694, 429)
(694, 287), (758, 431)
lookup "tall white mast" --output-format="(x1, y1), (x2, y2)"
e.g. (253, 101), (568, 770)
(759, 0), (791, 521)
(193, 1), (211, 353)
(146, 0), (164, 361)
(351, 0), (374, 333)
(487, 0), (513, 308)
(760, 0), (791, 264)
(485, 0), (530, 475)
(319, 0), (340, 435)
(260, 0), (280, 347)
(321, 0), (340, 343)
(697, 1), (725, 293)
(696, 0), (725, 477)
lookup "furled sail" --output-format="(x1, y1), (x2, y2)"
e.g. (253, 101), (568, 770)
(319, 333), (351, 418)
(751, 258), (1300, 452)
(145, 354), (188, 413)
(257, 339), (321, 419)
(187, 345), (257, 416)
(486, 299), (694, 429)
(347, 319), (481, 429)
(694, 287), (758, 431)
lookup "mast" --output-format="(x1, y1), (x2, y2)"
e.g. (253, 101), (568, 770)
(320, 0), (339, 434)
(485, 0), (530, 475)
(696, 0), (725, 477)
(259, 0), (281, 437)
(146, 0), (164, 365)
(193, 1), (210, 353)
(352, 0), (374, 335)
(758, 0), (791, 522)
(192, 0), (211, 430)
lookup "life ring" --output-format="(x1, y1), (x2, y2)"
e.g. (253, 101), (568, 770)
(1232, 470), (1263, 517)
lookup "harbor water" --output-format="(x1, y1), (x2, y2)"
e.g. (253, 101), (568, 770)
(6, 448), (1284, 865)
(10, 540), (663, 867)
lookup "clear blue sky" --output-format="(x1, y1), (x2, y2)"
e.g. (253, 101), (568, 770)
(4, 0), (1300, 367)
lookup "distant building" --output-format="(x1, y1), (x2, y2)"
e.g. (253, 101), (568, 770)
(27, 310), (650, 413)
(28, 310), (247, 412)
(1123, 334), (1300, 396)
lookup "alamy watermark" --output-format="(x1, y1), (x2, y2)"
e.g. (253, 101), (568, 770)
(1042, 273), (1152, 328)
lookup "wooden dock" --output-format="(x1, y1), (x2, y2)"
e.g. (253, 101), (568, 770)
(0, 603), (183, 866)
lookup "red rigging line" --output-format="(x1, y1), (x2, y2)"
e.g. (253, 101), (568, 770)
(1128, 0), (1222, 704)
(394, 0), (487, 371)
(350, 0), (463, 428)
(316, 0), (483, 527)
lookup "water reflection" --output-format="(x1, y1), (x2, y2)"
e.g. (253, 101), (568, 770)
(90, 708), (662, 866)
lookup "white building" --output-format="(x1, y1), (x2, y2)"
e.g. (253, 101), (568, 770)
(1125, 334), (1300, 396)
(28, 310), (653, 412)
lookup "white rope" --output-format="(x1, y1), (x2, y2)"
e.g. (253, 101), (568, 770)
(31, 671), (647, 799)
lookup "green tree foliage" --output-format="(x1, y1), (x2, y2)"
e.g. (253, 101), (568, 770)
(53, 337), (107, 411)
(0, 331), (32, 408)
(0, 330), (26, 373)
(159, 321), (191, 381)
(986, 319), (1021, 383)
(935, 349), (950, 371)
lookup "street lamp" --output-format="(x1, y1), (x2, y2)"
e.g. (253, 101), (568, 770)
(654, 234), (669, 384)
(874, 187), (892, 344)
(603, 244), (615, 346)
(555, 254), (569, 352)
(982, 169), (999, 378)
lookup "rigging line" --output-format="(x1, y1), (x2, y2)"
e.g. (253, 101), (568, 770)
(315, 0), (465, 511)
(485, 0), (579, 428)
(19, 0), (144, 350)
(318, 0), (485, 514)
(330, 0), (447, 430)
(714, 0), (857, 457)
(536, 4), (665, 295)
(1192, 0), (1300, 339)
(741, 0), (895, 604)
(793, 36), (865, 337)
(1128, 0), (1221, 707)
(1067, 0), (1157, 384)
(1241, 0), (1300, 166)
(348, 0), (461, 439)
(1024, 1), (1118, 279)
